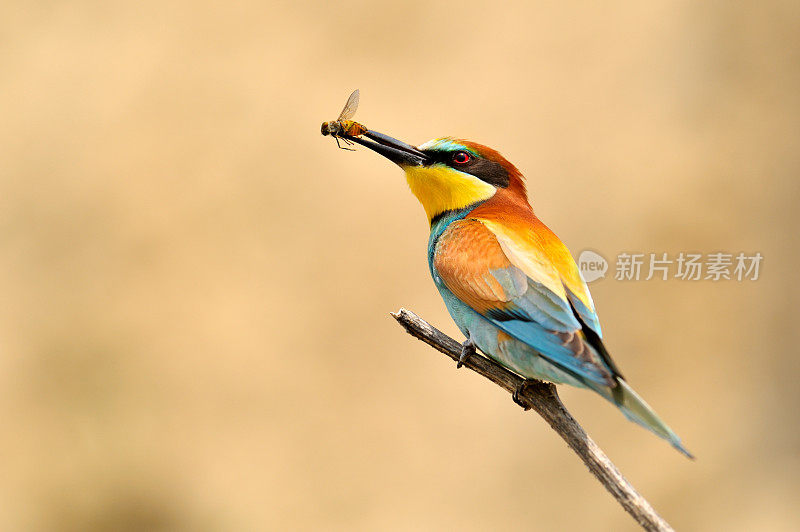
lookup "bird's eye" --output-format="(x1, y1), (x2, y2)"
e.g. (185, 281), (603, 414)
(452, 151), (471, 165)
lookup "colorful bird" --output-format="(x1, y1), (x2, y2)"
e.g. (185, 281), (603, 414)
(347, 130), (692, 458)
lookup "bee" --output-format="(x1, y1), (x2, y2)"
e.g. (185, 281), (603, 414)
(321, 89), (368, 150)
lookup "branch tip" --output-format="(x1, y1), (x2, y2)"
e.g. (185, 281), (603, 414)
(392, 308), (675, 532)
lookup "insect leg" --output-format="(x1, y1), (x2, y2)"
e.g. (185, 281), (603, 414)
(335, 135), (356, 151)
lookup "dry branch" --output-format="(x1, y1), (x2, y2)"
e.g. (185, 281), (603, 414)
(392, 308), (674, 532)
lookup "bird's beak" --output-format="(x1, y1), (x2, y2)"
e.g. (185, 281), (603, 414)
(349, 130), (429, 167)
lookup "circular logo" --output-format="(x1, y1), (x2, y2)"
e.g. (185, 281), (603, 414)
(578, 250), (608, 283)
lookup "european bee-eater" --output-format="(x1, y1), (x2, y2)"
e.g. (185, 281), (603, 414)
(348, 130), (691, 458)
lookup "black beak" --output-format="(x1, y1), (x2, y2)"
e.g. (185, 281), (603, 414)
(349, 130), (430, 167)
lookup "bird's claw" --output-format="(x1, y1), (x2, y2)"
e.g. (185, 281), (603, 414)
(512, 379), (536, 410)
(457, 338), (476, 368)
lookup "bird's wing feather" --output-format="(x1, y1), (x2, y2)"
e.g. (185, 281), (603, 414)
(482, 218), (603, 337)
(434, 218), (613, 386)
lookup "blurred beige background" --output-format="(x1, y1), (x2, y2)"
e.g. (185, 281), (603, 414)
(1, 1), (798, 530)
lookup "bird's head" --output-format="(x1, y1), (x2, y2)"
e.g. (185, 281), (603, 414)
(351, 131), (526, 223)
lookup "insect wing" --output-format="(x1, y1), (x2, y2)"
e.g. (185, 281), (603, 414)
(337, 89), (360, 120)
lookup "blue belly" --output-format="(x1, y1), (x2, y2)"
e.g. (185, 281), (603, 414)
(433, 276), (585, 388)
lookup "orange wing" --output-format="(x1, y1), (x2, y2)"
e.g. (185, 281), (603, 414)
(433, 218), (525, 313)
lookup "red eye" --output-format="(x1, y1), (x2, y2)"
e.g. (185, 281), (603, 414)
(452, 151), (471, 165)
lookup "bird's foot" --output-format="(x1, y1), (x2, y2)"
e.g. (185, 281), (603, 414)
(457, 337), (476, 369)
(512, 379), (537, 410)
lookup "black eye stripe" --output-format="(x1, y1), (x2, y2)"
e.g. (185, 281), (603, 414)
(421, 150), (510, 188)
(462, 158), (509, 188)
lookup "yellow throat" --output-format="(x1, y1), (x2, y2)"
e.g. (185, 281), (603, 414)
(403, 164), (496, 223)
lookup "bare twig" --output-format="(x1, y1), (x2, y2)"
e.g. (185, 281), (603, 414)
(392, 308), (674, 532)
